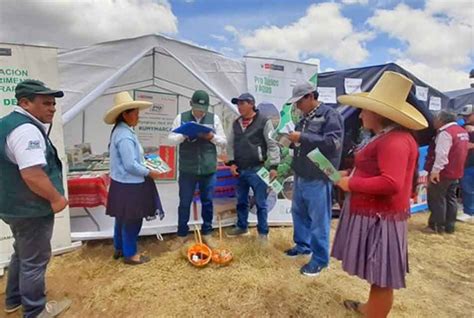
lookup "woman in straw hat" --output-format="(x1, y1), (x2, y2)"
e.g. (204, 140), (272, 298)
(331, 72), (428, 317)
(104, 92), (164, 265)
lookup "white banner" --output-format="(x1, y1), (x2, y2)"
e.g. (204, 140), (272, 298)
(135, 90), (178, 147)
(416, 85), (429, 102)
(429, 96), (442, 111)
(317, 87), (337, 104)
(245, 56), (319, 112)
(344, 78), (362, 94)
(0, 44), (77, 271)
(245, 56), (318, 224)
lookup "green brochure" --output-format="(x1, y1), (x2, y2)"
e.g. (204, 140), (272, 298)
(257, 167), (271, 184)
(306, 148), (341, 183)
(144, 154), (171, 174)
(270, 179), (283, 194)
(257, 167), (283, 194)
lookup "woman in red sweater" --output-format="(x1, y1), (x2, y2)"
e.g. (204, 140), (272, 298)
(332, 72), (429, 317)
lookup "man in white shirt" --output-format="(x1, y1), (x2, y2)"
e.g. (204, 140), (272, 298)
(424, 110), (469, 234)
(0, 79), (71, 317)
(167, 90), (226, 249)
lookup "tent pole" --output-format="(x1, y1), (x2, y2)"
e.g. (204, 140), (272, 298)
(81, 111), (85, 143)
(152, 48), (156, 84)
(161, 48), (238, 114)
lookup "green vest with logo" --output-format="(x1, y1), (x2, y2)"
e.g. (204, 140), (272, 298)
(179, 111), (217, 175)
(0, 111), (64, 218)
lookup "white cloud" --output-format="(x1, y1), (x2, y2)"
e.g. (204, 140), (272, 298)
(224, 25), (239, 37)
(341, 0), (369, 5)
(368, 2), (473, 68)
(219, 47), (235, 55)
(304, 58), (321, 72)
(0, 0), (178, 48)
(425, 0), (473, 25)
(397, 59), (471, 91)
(304, 58), (321, 65)
(237, 3), (374, 66)
(367, 1), (473, 91)
(210, 34), (228, 42)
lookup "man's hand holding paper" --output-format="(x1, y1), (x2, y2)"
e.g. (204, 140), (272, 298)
(198, 131), (214, 141)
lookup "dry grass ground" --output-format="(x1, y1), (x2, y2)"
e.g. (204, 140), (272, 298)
(1, 213), (473, 318)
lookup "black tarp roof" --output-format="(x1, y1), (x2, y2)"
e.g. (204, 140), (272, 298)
(444, 87), (474, 112)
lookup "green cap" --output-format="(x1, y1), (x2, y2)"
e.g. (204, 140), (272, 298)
(15, 79), (64, 100)
(190, 90), (209, 111)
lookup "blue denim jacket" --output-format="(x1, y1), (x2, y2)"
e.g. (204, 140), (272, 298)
(291, 103), (344, 180)
(109, 122), (149, 184)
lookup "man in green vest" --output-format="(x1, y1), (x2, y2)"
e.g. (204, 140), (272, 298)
(167, 90), (227, 249)
(0, 80), (71, 317)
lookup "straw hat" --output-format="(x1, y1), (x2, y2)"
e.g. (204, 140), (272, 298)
(103, 92), (152, 124)
(338, 71), (429, 130)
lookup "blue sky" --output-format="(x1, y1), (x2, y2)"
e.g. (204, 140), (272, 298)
(0, 0), (472, 91)
(173, 0), (374, 62)
(168, 0), (472, 90)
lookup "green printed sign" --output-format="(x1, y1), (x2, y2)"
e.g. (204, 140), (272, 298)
(0, 67), (29, 107)
(254, 75), (280, 94)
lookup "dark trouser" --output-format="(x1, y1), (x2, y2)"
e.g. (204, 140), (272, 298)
(113, 218), (143, 258)
(2, 215), (54, 318)
(427, 178), (458, 232)
(236, 168), (269, 235)
(177, 172), (216, 237)
(460, 167), (474, 215)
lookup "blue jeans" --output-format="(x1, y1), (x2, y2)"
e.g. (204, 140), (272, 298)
(291, 177), (332, 267)
(113, 218), (143, 258)
(2, 215), (54, 318)
(461, 167), (474, 215)
(177, 172), (216, 237)
(236, 168), (269, 234)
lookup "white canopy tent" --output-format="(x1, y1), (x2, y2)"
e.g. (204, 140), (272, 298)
(57, 34), (252, 240)
(58, 35), (321, 240)
(59, 34), (246, 153)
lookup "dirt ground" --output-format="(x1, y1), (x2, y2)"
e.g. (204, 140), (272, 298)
(1, 213), (473, 318)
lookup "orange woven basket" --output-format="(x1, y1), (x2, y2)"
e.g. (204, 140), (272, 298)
(187, 225), (212, 267)
(211, 215), (233, 265)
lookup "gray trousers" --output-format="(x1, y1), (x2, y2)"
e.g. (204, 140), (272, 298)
(427, 179), (458, 232)
(2, 215), (54, 318)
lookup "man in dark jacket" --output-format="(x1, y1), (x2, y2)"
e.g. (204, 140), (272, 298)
(285, 82), (344, 276)
(225, 93), (280, 241)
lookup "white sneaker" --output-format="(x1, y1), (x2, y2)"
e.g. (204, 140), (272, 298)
(4, 303), (21, 313)
(37, 298), (72, 318)
(457, 213), (474, 223)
